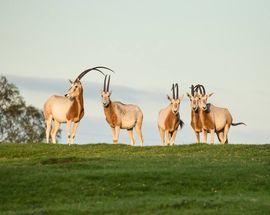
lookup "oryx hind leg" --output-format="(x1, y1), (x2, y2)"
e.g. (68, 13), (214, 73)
(52, 121), (61, 144)
(45, 115), (53, 143)
(127, 129), (135, 146)
(135, 124), (143, 146)
(216, 131), (224, 143)
(222, 124), (230, 144)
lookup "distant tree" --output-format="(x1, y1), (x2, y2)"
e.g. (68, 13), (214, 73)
(0, 76), (60, 143)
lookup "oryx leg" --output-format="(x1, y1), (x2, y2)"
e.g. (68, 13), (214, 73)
(45, 115), (53, 143)
(114, 126), (120, 144)
(165, 130), (170, 146)
(210, 129), (215, 144)
(52, 121), (60, 144)
(171, 130), (178, 145)
(195, 131), (200, 144)
(159, 127), (165, 146)
(66, 120), (72, 145)
(222, 124), (230, 144)
(217, 131), (224, 143)
(202, 129), (207, 143)
(135, 124), (144, 147)
(127, 129), (135, 146)
(71, 122), (79, 144)
(111, 127), (116, 143)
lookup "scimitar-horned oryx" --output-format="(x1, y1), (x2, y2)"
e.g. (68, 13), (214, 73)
(186, 84), (203, 143)
(187, 84), (223, 144)
(101, 75), (144, 146)
(43, 66), (114, 145)
(197, 85), (246, 144)
(158, 83), (184, 146)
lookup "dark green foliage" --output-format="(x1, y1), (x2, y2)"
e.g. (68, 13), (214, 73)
(0, 76), (50, 143)
(0, 143), (269, 214)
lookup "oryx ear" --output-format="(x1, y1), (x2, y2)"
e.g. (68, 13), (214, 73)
(68, 79), (73, 84)
(186, 92), (191, 99)
(167, 95), (172, 101)
(208, 92), (214, 98)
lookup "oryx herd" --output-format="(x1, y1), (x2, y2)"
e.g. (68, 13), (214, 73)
(43, 66), (246, 146)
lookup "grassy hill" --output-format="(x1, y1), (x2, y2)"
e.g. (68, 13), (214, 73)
(0, 143), (269, 214)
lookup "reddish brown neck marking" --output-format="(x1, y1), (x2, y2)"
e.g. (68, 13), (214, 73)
(66, 90), (84, 122)
(103, 102), (118, 127)
(164, 110), (180, 132)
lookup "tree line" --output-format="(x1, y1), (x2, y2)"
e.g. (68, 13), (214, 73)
(0, 76), (60, 143)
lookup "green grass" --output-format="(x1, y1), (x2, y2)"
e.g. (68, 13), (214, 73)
(0, 143), (269, 214)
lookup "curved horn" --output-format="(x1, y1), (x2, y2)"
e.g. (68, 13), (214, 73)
(193, 84), (202, 95)
(76, 66), (114, 80)
(175, 83), (179, 99)
(103, 75), (108, 92)
(106, 75), (111, 92)
(200, 85), (206, 95)
(171, 84), (175, 99)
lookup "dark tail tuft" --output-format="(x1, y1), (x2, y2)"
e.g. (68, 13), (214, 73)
(179, 119), (184, 129)
(231, 122), (246, 126)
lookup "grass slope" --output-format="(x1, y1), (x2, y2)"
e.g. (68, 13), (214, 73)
(0, 143), (269, 214)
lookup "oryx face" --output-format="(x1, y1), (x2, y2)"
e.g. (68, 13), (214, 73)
(187, 93), (200, 111)
(65, 80), (82, 99)
(101, 91), (111, 107)
(198, 93), (214, 111)
(167, 95), (183, 115)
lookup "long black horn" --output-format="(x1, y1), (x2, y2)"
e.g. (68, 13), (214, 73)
(175, 83), (179, 99)
(76, 66), (114, 80)
(200, 85), (206, 95)
(103, 75), (108, 92)
(198, 85), (203, 95)
(191, 85), (195, 96)
(171, 84), (175, 99)
(107, 75), (111, 92)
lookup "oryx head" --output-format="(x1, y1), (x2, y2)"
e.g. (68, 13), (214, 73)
(186, 84), (202, 112)
(101, 75), (112, 107)
(65, 66), (114, 100)
(167, 83), (184, 115)
(196, 85), (214, 111)
(65, 79), (83, 99)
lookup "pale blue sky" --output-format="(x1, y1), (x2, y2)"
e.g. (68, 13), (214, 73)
(1, 0), (269, 144)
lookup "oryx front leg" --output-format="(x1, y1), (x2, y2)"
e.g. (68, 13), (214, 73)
(170, 130), (178, 145)
(66, 120), (72, 145)
(159, 127), (165, 146)
(202, 129), (207, 143)
(71, 122), (79, 144)
(210, 129), (215, 144)
(165, 130), (170, 146)
(127, 129), (135, 146)
(113, 126), (120, 144)
(195, 131), (200, 144)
